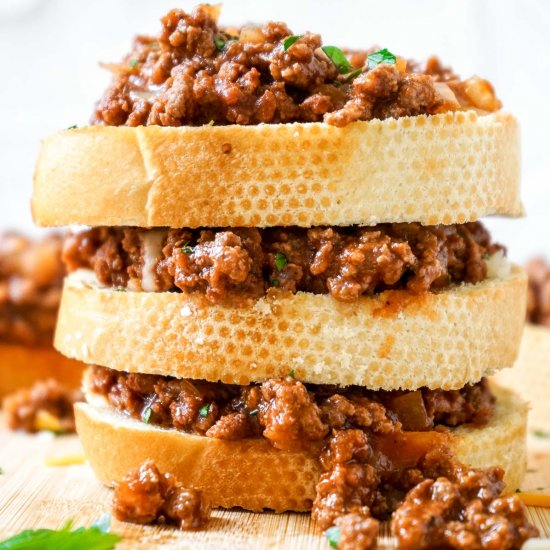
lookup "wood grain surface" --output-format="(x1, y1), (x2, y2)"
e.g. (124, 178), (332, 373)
(0, 419), (549, 548)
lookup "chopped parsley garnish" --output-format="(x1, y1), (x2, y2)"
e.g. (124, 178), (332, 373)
(288, 369), (295, 378)
(321, 45), (354, 74)
(325, 525), (341, 548)
(0, 515), (121, 550)
(367, 48), (397, 70)
(0, 467), (3, 475)
(271, 278), (280, 287)
(182, 242), (194, 254)
(141, 404), (152, 424)
(532, 428), (550, 438)
(482, 252), (490, 260)
(248, 409), (258, 416)
(283, 35), (302, 50)
(274, 252), (288, 271)
(214, 37), (226, 50)
(129, 59), (139, 69)
(199, 404), (210, 418)
(66, 125), (78, 130)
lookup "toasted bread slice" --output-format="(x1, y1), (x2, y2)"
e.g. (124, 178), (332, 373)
(55, 266), (526, 390)
(33, 111), (521, 228)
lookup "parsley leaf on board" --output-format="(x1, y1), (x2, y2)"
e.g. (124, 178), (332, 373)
(325, 525), (341, 548)
(0, 516), (121, 550)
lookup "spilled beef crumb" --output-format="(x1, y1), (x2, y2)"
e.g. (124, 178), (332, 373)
(0, 232), (65, 346)
(93, 4), (500, 129)
(113, 459), (210, 529)
(64, 222), (503, 305)
(3, 379), (83, 433)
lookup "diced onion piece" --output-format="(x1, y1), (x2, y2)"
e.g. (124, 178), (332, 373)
(395, 57), (407, 73)
(517, 492), (550, 507)
(99, 61), (132, 76)
(34, 410), (62, 433)
(45, 454), (86, 467)
(240, 25), (265, 44)
(485, 251), (511, 279)
(434, 82), (461, 110)
(464, 77), (501, 112)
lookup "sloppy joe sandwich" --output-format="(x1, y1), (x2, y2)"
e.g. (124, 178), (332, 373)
(33, 4), (537, 548)
(0, 232), (83, 398)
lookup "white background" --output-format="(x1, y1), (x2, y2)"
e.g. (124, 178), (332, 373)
(0, 0), (549, 261)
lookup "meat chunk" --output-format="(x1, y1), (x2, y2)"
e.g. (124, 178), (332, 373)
(391, 467), (538, 550)
(2, 379), (83, 433)
(113, 459), (210, 529)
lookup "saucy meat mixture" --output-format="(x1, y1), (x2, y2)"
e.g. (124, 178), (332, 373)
(0, 233), (65, 346)
(64, 222), (502, 304)
(94, 5), (500, 128)
(113, 459), (210, 530)
(92, 366), (537, 548)
(526, 257), (550, 327)
(3, 379), (83, 433)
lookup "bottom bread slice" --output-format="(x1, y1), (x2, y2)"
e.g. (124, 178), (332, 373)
(75, 384), (527, 513)
(0, 343), (83, 398)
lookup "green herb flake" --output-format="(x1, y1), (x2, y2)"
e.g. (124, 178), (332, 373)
(482, 252), (490, 260)
(321, 45), (354, 74)
(0, 467), (3, 475)
(325, 525), (341, 548)
(141, 404), (152, 424)
(182, 242), (194, 254)
(214, 37), (225, 50)
(283, 35), (302, 51)
(199, 404), (210, 418)
(367, 48), (397, 70)
(271, 278), (280, 287)
(114, 287), (126, 292)
(344, 68), (362, 82)
(248, 409), (258, 416)
(0, 517), (121, 550)
(288, 369), (295, 378)
(274, 252), (288, 271)
(129, 59), (139, 69)
(66, 125), (78, 130)
(532, 429), (550, 439)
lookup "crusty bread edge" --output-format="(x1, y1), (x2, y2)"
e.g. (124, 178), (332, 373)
(33, 110), (522, 228)
(75, 384), (527, 512)
(56, 266), (527, 390)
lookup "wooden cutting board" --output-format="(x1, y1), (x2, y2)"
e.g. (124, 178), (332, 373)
(0, 420), (549, 549)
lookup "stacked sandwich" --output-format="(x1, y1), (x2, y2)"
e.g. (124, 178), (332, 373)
(32, 5), (537, 547)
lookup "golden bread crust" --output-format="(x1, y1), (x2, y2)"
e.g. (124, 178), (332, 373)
(55, 267), (527, 390)
(33, 111), (521, 228)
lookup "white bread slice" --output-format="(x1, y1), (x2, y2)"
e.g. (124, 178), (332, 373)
(494, 323), (550, 432)
(75, 384), (527, 513)
(55, 266), (527, 390)
(33, 111), (521, 228)
(0, 343), (83, 398)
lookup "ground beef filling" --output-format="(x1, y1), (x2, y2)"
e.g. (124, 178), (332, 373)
(93, 5), (500, 128)
(0, 233), (65, 346)
(526, 257), (550, 327)
(92, 367), (536, 548)
(63, 222), (502, 305)
(88, 366), (495, 446)
(113, 459), (210, 530)
(2, 379), (83, 433)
